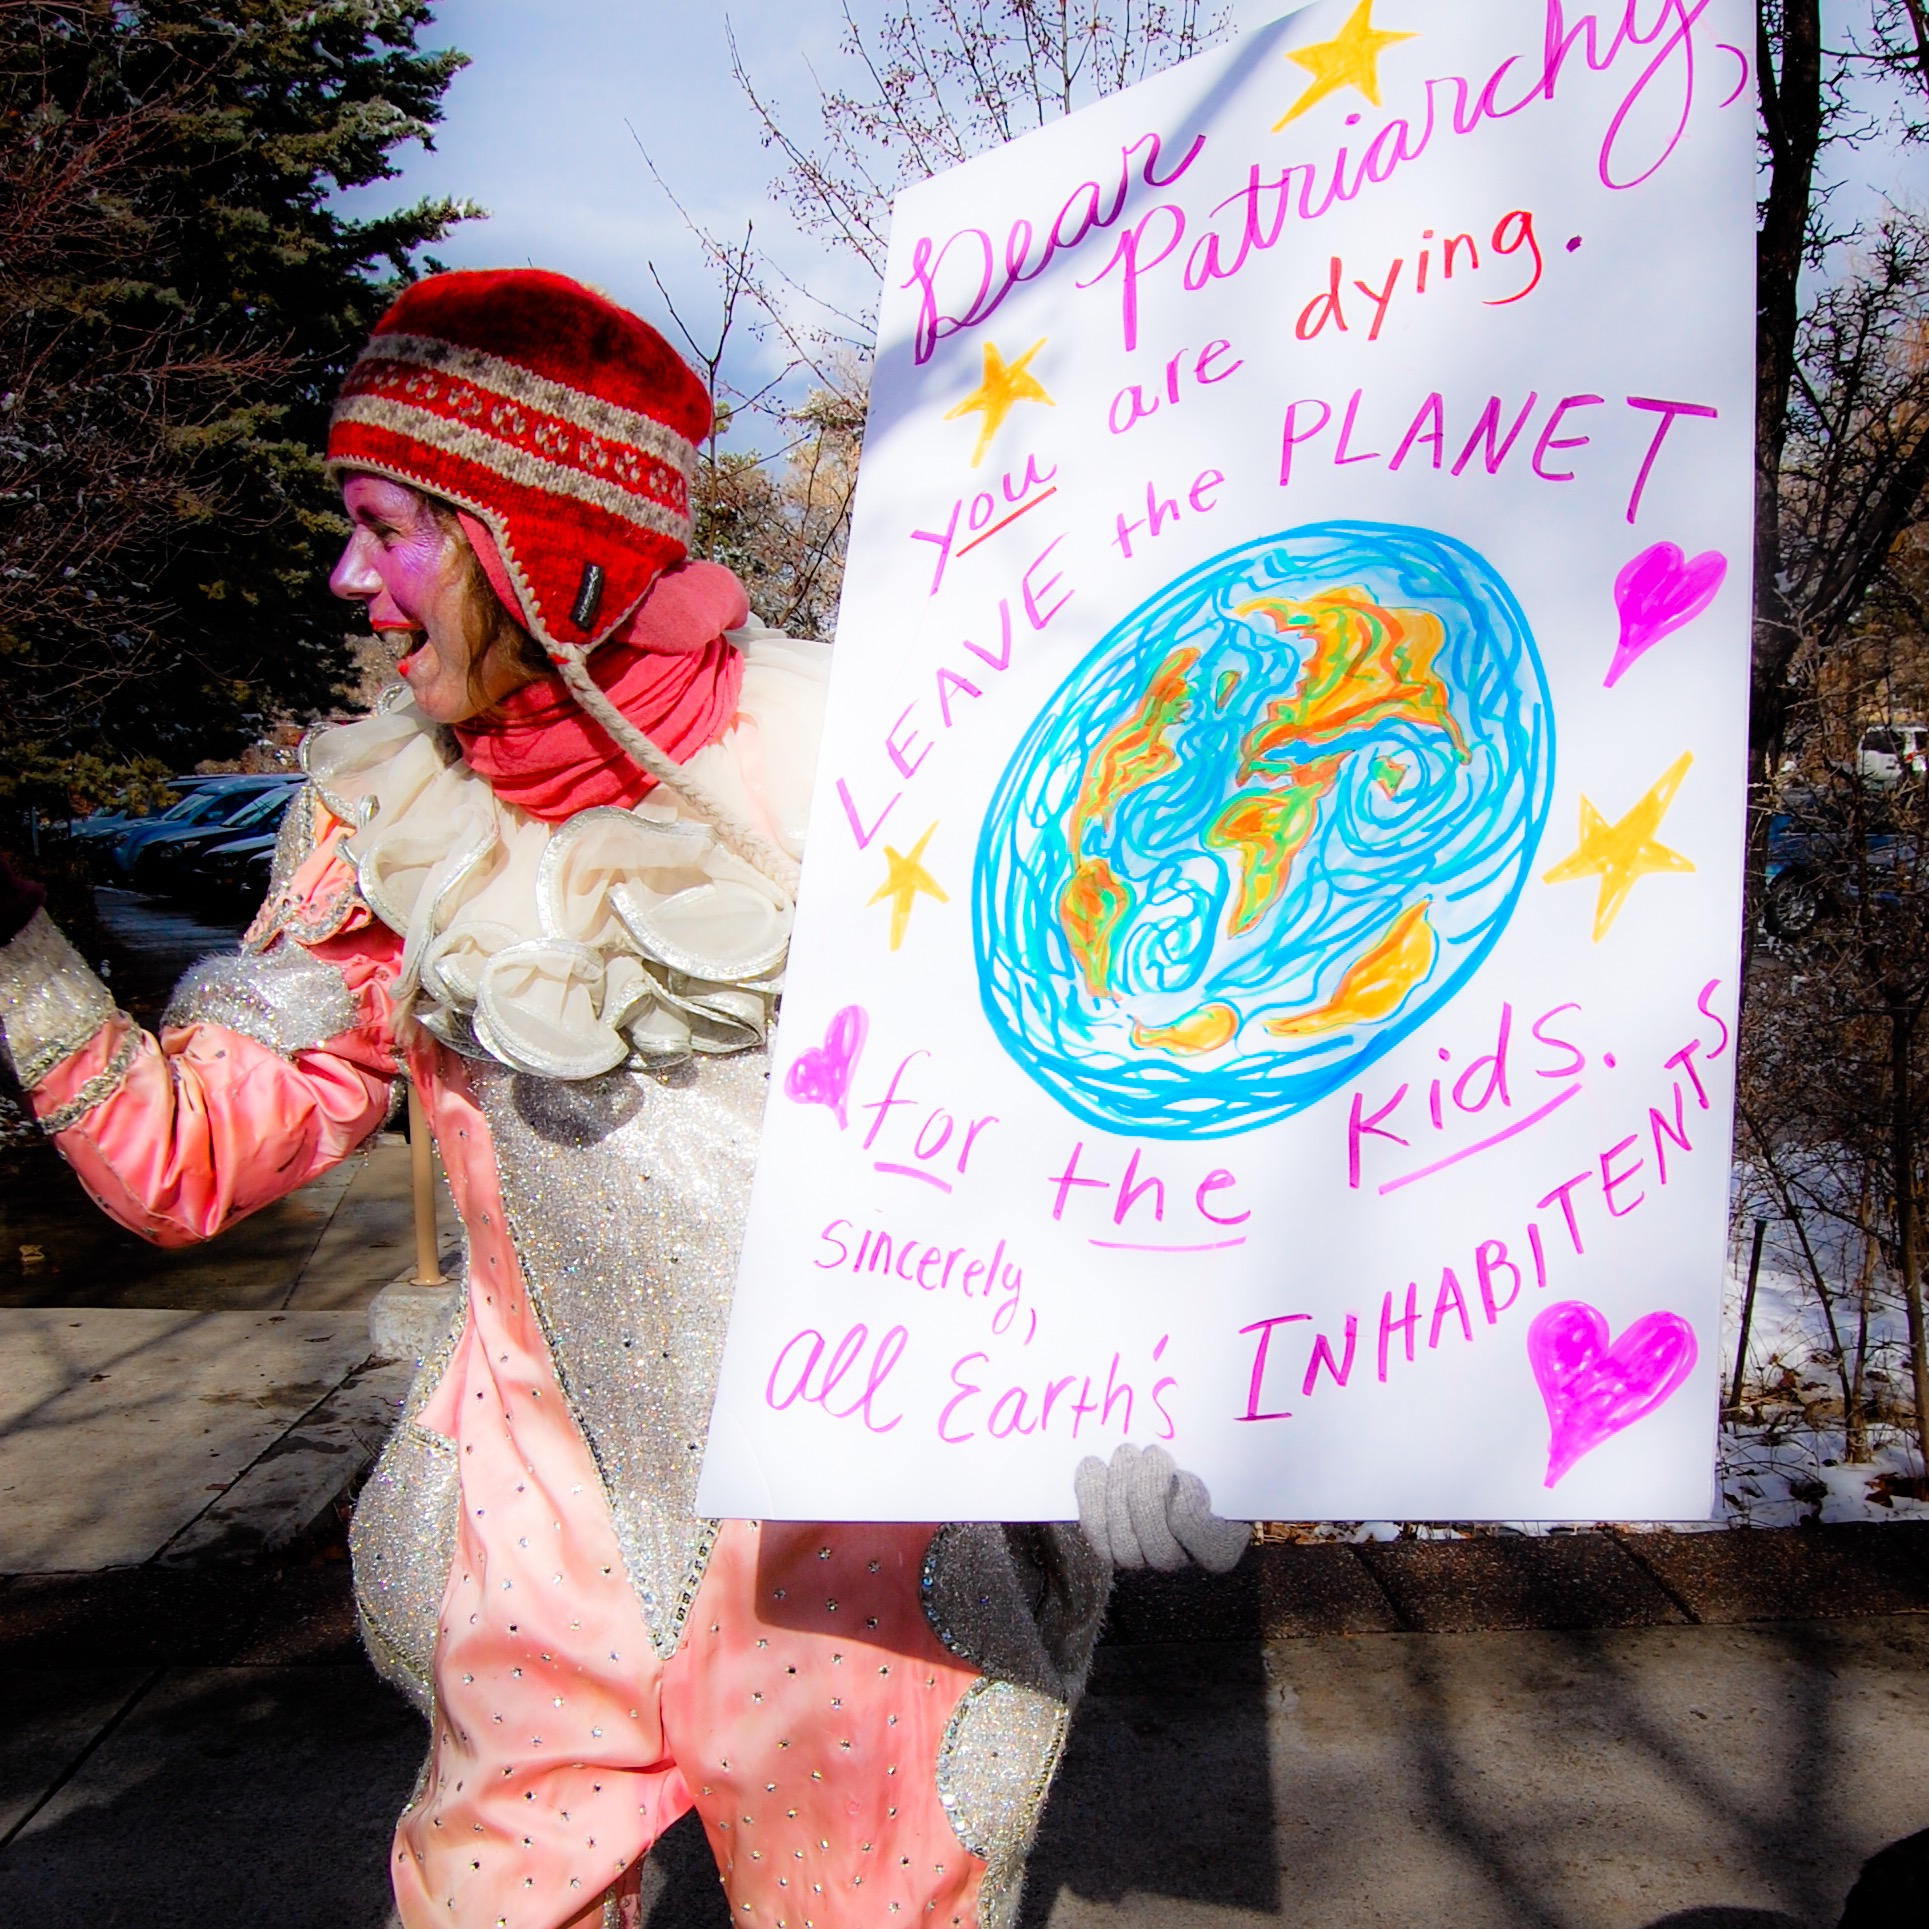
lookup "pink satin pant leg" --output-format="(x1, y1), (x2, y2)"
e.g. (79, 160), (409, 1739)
(390, 1302), (696, 1928)
(664, 1520), (985, 1928)
(386, 1269), (986, 1928)
(394, 1511), (987, 1929)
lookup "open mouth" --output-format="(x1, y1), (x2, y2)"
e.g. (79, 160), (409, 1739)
(379, 624), (429, 679)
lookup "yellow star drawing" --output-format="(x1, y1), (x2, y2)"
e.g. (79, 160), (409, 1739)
(1273, 0), (1417, 129)
(943, 339), (1054, 467)
(869, 822), (949, 951)
(1541, 751), (1697, 941)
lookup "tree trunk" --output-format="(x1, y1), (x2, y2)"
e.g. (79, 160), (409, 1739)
(1893, 1004), (1929, 1474)
(1747, 1), (1825, 963)
(1848, 1185), (1877, 1462)
(1753, 0), (1822, 745)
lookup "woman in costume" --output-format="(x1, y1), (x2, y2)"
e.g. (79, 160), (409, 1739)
(0, 270), (1245, 1929)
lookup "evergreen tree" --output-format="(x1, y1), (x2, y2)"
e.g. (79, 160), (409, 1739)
(0, 0), (474, 809)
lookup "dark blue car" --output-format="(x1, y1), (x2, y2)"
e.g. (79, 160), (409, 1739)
(125, 783), (298, 894)
(111, 775), (298, 879)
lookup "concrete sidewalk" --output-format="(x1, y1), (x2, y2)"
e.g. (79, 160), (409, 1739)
(0, 1555), (1925, 1928)
(0, 1306), (414, 1569)
(0, 1130), (459, 1574)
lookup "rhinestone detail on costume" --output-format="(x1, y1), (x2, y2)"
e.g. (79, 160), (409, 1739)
(934, 1679), (1068, 1929)
(473, 1052), (768, 1658)
(351, 1289), (468, 1714)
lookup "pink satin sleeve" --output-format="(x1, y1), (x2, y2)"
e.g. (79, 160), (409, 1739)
(31, 929), (404, 1249)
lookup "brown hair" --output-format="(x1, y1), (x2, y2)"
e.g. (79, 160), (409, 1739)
(425, 501), (554, 720)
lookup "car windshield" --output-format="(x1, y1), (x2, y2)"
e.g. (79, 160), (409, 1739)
(160, 792), (222, 823)
(226, 787), (293, 830)
(1863, 730), (1903, 756)
(200, 784), (282, 823)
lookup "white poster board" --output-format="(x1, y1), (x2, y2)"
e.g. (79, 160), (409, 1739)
(699, 0), (1756, 1523)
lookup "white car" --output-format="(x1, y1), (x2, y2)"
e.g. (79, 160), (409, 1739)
(1858, 724), (1927, 786)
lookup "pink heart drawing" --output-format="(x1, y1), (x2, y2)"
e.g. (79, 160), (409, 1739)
(1526, 1299), (1699, 1487)
(1605, 541), (1727, 688)
(783, 1004), (869, 1130)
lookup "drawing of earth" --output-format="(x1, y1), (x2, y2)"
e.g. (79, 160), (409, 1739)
(973, 521), (1555, 1140)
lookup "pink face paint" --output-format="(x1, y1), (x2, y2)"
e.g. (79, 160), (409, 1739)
(332, 474), (450, 631)
(332, 473), (498, 723)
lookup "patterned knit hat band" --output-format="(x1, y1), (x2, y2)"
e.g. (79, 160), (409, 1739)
(326, 269), (710, 658)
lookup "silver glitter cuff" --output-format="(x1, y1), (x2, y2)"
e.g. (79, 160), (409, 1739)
(936, 1678), (1069, 1929)
(35, 1027), (141, 1135)
(163, 943), (359, 1058)
(922, 1521), (1111, 1704)
(0, 910), (120, 1089)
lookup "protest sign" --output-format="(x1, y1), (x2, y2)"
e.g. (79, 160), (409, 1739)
(698, 0), (1755, 1522)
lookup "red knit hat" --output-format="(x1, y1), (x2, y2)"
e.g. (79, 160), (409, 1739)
(326, 269), (710, 658)
(326, 269), (799, 899)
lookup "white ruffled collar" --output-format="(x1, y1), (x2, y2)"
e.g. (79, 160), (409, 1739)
(303, 681), (804, 1079)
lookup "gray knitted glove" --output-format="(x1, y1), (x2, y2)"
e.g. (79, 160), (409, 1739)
(1074, 1443), (1251, 1574)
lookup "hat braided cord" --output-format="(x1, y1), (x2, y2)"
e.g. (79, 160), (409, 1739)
(551, 650), (803, 899)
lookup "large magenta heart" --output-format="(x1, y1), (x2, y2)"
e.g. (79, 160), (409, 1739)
(1527, 1300), (1698, 1487)
(1605, 541), (1727, 688)
(783, 1003), (869, 1130)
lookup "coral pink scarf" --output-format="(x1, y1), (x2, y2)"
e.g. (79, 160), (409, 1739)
(452, 516), (749, 823)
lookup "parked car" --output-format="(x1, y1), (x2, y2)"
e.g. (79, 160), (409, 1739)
(1764, 808), (1921, 939)
(111, 775), (298, 879)
(183, 826), (283, 914)
(127, 783), (297, 896)
(1858, 723), (1928, 787)
(68, 775), (228, 851)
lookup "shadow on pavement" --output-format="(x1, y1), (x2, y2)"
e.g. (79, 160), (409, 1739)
(1376, 1621), (1921, 1929)
(1020, 1642), (1280, 1925)
(639, 1809), (733, 1926)
(1636, 1913), (1804, 1928)
(0, 1664), (421, 1929)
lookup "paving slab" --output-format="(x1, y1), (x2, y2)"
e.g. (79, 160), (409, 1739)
(158, 1356), (413, 1565)
(0, 1565), (362, 1669)
(1, 1611), (1926, 1926)
(0, 1307), (371, 1570)
(1620, 1521), (1929, 1624)
(1356, 1532), (1690, 1632)
(1028, 1619), (1929, 1929)
(1104, 1543), (1401, 1643)
(0, 1667), (152, 1840)
(284, 1136), (462, 1314)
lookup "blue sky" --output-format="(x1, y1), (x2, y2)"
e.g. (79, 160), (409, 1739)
(348, 2), (1925, 448)
(342, 2), (1286, 439)
(340, 2), (862, 340)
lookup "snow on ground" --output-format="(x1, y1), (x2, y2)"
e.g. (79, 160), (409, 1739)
(1712, 1214), (1929, 1528)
